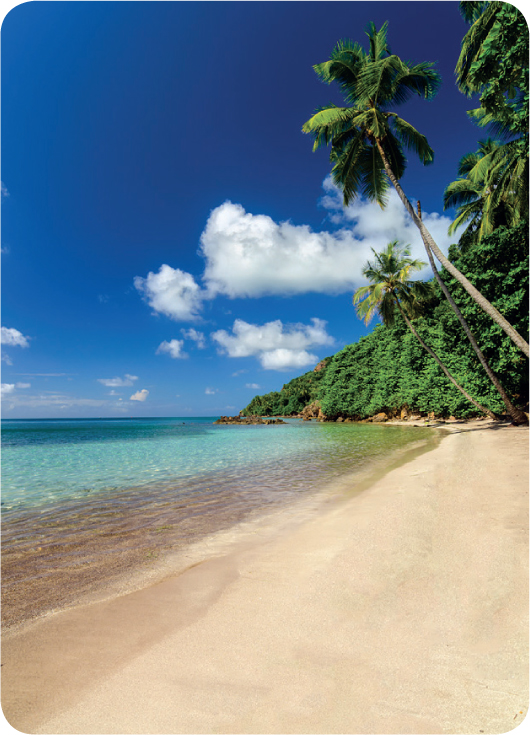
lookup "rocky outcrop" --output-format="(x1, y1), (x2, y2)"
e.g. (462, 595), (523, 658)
(313, 359), (327, 373)
(214, 415), (286, 425)
(301, 401), (327, 421)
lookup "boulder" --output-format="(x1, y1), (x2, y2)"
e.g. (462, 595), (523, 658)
(371, 412), (388, 422)
(301, 401), (321, 419)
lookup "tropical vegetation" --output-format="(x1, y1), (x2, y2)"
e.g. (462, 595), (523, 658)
(302, 14), (529, 357)
(353, 240), (496, 418)
(242, 5), (528, 423)
(242, 223), (528, 421)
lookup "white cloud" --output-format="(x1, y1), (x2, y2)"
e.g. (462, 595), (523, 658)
(134, 265), (205, 322)
(212, 317), (333, 371)
(1, 353), (13, 365)
(181, 328), (206, 349)
(1, 327), (30, 347)
(246, 383), (261, 390)
(205, 387), (217, 395)
(130, 389), (149, 402)
(135, 179), (458, 321)
(15, 382), (31, 389)
(156, 339), (188, 359)
(1, 383), (15, 395)
(1, 182), (9, 197)
(98, 375), (138, 387)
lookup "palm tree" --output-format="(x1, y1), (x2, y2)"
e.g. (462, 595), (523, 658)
(443, 138), (519, 248)
(353, 241), (496, 419)
(455, 1), (529, 240)
(302, 21), (529, 357)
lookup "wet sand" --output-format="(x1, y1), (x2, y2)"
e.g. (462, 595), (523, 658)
(2, 420), (528, 734)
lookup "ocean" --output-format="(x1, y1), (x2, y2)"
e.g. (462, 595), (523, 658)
(2, 416), (436, 627)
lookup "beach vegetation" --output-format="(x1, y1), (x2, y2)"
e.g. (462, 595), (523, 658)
(302, 19), (529, 357)
(242, 221), (528, 420)
(353, 240), (496, 418)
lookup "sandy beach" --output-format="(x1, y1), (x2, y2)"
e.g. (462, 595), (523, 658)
(2, 420), (528, 734)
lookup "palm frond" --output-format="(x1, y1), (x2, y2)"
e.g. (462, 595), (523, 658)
(388, 114), (434, 165)
(357, 143), (390, 206)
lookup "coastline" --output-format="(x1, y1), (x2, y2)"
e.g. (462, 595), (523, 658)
(2, 419), (528, 734)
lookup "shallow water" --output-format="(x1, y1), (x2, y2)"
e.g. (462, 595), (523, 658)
(2, 417), (436, 627)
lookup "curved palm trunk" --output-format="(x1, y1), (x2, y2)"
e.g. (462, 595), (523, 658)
(374, 138), (530, 357)
(393, 298), (497, 420)
(422, 238), (528, 424)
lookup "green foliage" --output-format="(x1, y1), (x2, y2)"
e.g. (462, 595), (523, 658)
(453, 3), (529, 240)
(457, 2), (528, 135)
(302, 22), (440, 207)
(241, 358), (333, 416)
(243, 224), (528, 420)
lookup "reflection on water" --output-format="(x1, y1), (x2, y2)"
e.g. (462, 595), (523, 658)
(2, 419), (437, 628)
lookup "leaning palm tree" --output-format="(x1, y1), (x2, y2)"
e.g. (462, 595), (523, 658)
(302, 21), (529, 357)
(353, 241), (496, 419)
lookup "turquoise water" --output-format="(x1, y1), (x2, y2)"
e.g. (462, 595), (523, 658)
(2, 417), (431, 513)
(2, 417), (437, 627)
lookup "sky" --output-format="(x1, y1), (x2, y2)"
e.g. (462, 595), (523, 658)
(1, 1), (489, 419)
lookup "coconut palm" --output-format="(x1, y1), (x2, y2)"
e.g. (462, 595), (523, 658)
(455, 1), (529, 236)
(353, 241), (496, 418)
(302, 21), (529, 357)
(443, 138), (519, 248)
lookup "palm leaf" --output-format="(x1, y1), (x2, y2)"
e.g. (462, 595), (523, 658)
(388, 114), (434, 164)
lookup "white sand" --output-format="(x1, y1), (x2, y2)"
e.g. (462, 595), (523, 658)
(2, 421), (528, 734)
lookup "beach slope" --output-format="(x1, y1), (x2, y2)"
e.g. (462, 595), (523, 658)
(2, 421), (528, 734)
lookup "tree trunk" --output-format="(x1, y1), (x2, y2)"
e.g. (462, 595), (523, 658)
(393, 297), (497, 420)
(374, 138), (530, 357)
(422, 240), (528, 424)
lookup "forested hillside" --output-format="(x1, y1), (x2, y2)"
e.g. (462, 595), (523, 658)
(242, 222), (528, 420)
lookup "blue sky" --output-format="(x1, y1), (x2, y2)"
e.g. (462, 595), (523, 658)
(2, 1), (486, 418)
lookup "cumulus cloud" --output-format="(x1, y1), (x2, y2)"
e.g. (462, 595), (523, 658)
(134, 179), (459, 321)
(98, 374), (138, 387)
(156, 339), (188, 359)
(130, 389), (149, 401)
(15, 382), (31, 389)
(1, 327), (30, 347)
(134, 265), (205, 322)
(1, 383), (15, 395)
(205, 387), (217, 395)
(181, 328), (206, 349)
(246, 383), (261, 390)
(212, 317), (333, 371)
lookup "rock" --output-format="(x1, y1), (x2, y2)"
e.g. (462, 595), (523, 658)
(313, 359), (327, 373)
(336, 417), (344, 422)
(371, 412), (388, 423)
(400, 407), (409, 420)
(214, 414), (285, 425)
(428, 411), (436, 420)
(301, 401), (321, 420)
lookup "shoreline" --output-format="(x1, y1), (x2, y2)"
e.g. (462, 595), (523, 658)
(1, 422), (438, 632)
(2, 419), (528, 734)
